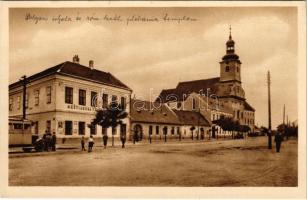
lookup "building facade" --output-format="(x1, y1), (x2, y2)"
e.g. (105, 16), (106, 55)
(9, 56), (132, 139)
(157, 31), (255, 132)
(130, 99), (210, 141)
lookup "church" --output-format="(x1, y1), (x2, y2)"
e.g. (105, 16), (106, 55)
(156, 28), (256, 132)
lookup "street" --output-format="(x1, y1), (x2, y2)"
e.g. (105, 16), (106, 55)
(9, 137), (297, 186)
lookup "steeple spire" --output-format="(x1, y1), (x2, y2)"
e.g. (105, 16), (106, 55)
(229, 25), (232, 40)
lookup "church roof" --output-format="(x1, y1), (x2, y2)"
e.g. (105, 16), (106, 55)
(157, 77), (220, 103)
(9, 61), (132, 91)
(244, 101), (255, 112)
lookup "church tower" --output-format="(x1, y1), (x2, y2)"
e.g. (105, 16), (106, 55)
(220, 26), (241, 83)
(218, 26), (245, 100)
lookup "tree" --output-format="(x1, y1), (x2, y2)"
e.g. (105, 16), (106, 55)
(190, 126), (195, 140)
(90, 102), (128, 147)
(213, 117), (237, 139)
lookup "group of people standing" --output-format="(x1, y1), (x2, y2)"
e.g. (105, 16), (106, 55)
(37, 131), (56, 152)
(81, 134), (127, 152)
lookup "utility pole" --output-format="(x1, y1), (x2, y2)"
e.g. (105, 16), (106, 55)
(267, 71), (272, 149)
(20, 75), (28, 120)
(287, 115), (289, 139)
(283, 104), (286, 139)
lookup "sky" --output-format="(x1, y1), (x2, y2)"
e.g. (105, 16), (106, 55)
(9, 7), (298, 129)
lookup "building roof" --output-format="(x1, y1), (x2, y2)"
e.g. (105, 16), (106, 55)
(157, 77), (220, 103)
(130, 99), (181, 125)
(9, 61), (132, 91)
(244, 101), (255, 112)
(172, 110), (210, 127)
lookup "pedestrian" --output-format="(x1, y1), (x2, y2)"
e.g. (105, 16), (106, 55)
(133, 131), (137, 144)
(103, 134), (108, 149)
(46, 132), (52, 151)
(51, 132), (56, 151)
(42, 132), (47, 151)
(81, 136), (86, 151)
(88, 135), (94, 152)
(149, 134), (152, 144)
(274, 131), (283, 153)
(120, 134), (126, 148)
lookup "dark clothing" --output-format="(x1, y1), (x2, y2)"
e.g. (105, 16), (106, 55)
(88, 142), (94, 152)
(81, 139), (86, 151)
(149, 135), (152, 144)
(51, 134), (56, 151)
(274, 134), (283, 153)
(120, 135), (126, 148)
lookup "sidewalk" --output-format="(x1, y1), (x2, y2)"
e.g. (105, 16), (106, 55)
(9, 135), (238, 157)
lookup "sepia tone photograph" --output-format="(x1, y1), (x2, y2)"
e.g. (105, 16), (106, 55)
(2, 1), (306, 198)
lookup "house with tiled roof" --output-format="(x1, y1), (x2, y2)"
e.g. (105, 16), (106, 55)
(157, 30), (256, 133)
(9, 55), (132, 139)
(130, 99), (211, 141)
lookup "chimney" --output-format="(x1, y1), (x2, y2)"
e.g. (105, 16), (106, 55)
(72, 55), (80, 63)
(89, 60), (94, 69)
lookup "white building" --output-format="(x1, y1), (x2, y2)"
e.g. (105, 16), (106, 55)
(130, 99), (210, 141)
(9, 55), (132, 140)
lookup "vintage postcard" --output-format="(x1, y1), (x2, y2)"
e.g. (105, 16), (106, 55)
(0, 1), (306, 199)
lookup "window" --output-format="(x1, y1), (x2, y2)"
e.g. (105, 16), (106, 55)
(192, 98), (196, 110)
(13, 123), (23, 129)
(237, 67), (239, 72)
(46, 120), (51, 133)
(237, 110), (240, 119)
(112, 95), (117, 103)
(78, 122), (85, 135)
(17, 96), (21, 109)
(79, 89), (86, 106)
(90, 122), (97, 135)
(25, 93), (29, 108)
(46, 86), (51, 104)
(177, 102), (182, 109)
(171, 127), (175, 135)
(226, 66), (230, 72)
(156, 126), (159, 135)
(149, 126), (153, 135)
(91, 91), (97, 107)
(102, 94), (108, 108)
(241, 112), (243, 119)
(102, 127), (107, 135)
(65, 87), (73, 104)
(177, 127), (180, 135)
(213, 114), (215, 120)
(65, 121), (73, 135)
(120, 96), (126, 110)
(34, 89), (40, 106)
(9, 98), (13, 111)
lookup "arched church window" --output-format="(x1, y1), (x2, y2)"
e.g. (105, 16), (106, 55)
(237, 66), (239, 72)
(225, 66), (230, 72)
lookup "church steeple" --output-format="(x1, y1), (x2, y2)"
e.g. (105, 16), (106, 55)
(222, 25), (239, 61)
(220, 26), (242, 83)
(226, 25), (235, 54)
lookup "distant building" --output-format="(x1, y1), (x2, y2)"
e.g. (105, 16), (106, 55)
(157, 30), (256, 132)
(130, 99), (210, 141)
(9, 55), (132, 139)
